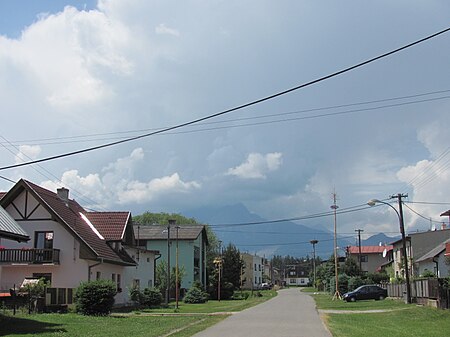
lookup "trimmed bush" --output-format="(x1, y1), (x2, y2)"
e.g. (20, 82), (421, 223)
(129, 287), (163, 307)
(75, 280), (116, 316)
(184, 286), (208, 304)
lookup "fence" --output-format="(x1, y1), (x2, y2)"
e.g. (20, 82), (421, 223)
(383, 278), (449, 309)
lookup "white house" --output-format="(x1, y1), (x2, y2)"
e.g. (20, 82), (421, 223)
(0, 179), (157, 305)
(415, 239), (450, 278)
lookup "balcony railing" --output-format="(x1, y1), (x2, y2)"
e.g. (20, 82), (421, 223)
(0, 248), (60, 264)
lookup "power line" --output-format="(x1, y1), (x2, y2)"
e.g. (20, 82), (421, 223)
(4, 89), (450, 147)
(1, 26), (449, 171)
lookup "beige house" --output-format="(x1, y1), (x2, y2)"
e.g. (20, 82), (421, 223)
(346, 245), (393, 274)
(241, 253), (264, 290)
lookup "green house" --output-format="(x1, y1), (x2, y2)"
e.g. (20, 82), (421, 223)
(134, 225), (208, 290)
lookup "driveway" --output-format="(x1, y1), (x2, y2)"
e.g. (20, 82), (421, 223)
(193, 288), (332, 337)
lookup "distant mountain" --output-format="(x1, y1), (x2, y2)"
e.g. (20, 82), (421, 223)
(184, 203), (352, 258)
(362, 233), (400, 246)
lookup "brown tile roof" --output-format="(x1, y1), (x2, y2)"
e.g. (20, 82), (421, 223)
(134, 224), (206, 241)
(85, 212), (130, 241)
(1, 179), (135, 266)
(347, 245), (393, 254)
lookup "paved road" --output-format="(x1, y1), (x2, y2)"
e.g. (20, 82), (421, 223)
(193, 288), (332, 337)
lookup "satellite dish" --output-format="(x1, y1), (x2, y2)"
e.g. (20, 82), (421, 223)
(382, 248), (387, 258)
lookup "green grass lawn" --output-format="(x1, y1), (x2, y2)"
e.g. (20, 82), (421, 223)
(0, 290), (277, 336)
(312, 293), (406, 311)
(309, 292), (450, 337)
(142, 289), (277, 314)
(0, 313), (223, 337)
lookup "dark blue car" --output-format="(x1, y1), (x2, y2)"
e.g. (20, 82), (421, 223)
(343, 285), (387, 302)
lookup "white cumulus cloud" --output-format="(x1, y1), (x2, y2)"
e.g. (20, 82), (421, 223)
(227, 152), (282, 179)
(15, 145), (42, 163)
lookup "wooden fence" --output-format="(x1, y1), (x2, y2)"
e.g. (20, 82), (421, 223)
(382, 278), (449, 309)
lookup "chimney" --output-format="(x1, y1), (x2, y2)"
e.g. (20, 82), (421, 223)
(57, 187), (69, 205)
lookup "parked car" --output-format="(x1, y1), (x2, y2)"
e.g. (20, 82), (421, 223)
(342, 285), (387, 302)
(260, 283), (272, 290)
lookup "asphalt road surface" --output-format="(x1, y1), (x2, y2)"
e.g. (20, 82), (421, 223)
(193, 288), (332, 337)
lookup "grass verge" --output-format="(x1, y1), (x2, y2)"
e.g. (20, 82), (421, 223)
(309, 292), (450, 337)
(0, 290), (276, 336)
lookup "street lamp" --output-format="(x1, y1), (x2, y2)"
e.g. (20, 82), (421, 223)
(331, 195), (341, 300)
(310, 240), (318, 288)
(367, 196), (411, 304)
(165, 219), (176, 306)
(174, 223), (180, 310)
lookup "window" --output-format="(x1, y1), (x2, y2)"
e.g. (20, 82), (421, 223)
(35, 231), (54, 249)
(255, 276), (257, 284)
(290, 279), (297, 284)
(112, 273), (116, 283)
(359, 255), (368, 263)
(254, 264), (257, 271)
(258, 264), (261, 271)
(96, 271), (101, 280)
(117, 274), (121, 292)
(32, 273), (52, 284)
(133, 279), (140, 289)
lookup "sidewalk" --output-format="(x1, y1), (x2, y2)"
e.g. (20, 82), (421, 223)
(193, 288), (332, 337)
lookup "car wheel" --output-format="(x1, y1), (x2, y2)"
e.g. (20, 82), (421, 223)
(349, 297), (356, 302)
(378, 295), (385, 300)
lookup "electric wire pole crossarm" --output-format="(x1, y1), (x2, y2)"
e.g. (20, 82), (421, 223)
(367, 194), (411, 304)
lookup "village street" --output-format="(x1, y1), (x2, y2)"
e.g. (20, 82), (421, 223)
(193, 288), (332, 337)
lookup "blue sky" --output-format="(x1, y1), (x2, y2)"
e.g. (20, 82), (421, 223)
(0, 1), (97, 38)
(0, 1), (450, 254)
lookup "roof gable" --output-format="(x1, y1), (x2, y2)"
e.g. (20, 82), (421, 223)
(85, 212), (130, 241)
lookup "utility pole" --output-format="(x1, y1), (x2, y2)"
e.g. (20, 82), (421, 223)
(355, 229), (364, 273)
(310, 240), (318, 288)
(392, 193), (411, 304)
(331, 192), (341, 300)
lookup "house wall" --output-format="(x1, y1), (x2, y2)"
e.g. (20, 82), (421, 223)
(349, 252), (388, 273)
(241, 253), (263, 289)
(145, 237), (206, 290)
(285, 277), (309, 286)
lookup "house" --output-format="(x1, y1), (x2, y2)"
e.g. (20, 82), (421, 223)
(241, 253), (264, 290)
(284, 264), (309, 287)
(0, 179), (157, 305)
(415, 239), (450, 278)
(134, 224), (208, 291)
(391, 227), (450, 278)
(346, 245), (393, 274)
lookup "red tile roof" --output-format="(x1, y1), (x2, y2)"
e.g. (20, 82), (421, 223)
(1, 179), (135, 266)
(347, 245), (393, 254)
(85, 212), (130, 241)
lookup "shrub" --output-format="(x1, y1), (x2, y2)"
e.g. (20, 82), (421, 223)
(129, 287), (162, 307)
(184, 286), (208, 304)
(142, 288), (163, 306)
(348, 276), (365, 291)
(75, 280), (116, 316)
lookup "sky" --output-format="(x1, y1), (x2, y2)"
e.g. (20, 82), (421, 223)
(0, 0), (450, 248)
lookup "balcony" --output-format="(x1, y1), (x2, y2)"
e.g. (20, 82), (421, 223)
(0, 248), (60, 264)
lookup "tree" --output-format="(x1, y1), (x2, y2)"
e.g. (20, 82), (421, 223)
(341, 257), (361, 277)
(133, 212), (199, 226)
(221, 243), (244, 289)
